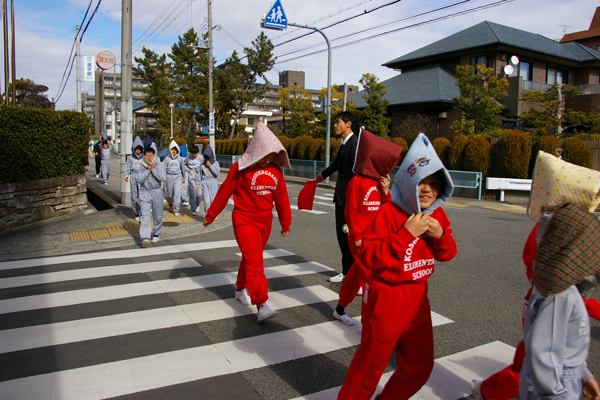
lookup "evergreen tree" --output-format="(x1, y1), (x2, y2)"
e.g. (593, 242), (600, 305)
(357, 73), (390, 135)
(2, 79), (55, 109)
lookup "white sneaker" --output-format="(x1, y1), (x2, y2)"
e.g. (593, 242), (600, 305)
(235, 288), (252, 306)
(95, 174), (99, 178)
(141, 239), (150, 248)
(182, 201), (189, 206)
(471, 380), (484, 400)
(135, 215), (140, 222)
(357, 287), (363, 296)
(152, 236), (160, 243)
(174, 211), (179, 217)
(333, 310), (356, 326)
(163, 199), (168, 204)
(257, 303), (277, 322)
(329, 273), (345, 283)
(103, 182), (108, 185)
(192, 211), (197, 216)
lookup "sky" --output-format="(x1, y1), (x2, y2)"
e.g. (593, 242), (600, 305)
(6, 0), (599, 110)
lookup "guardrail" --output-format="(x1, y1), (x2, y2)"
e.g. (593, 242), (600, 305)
(486, 177), (532, 202)
(215, 155), (485, 200)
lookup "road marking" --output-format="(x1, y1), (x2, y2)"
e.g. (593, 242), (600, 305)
(0, 314), (454, 400)
(444, 202), (472, 208)
(235, 249), (295, 259)
(0, 262), (334, 314)
(0, 286), (339, 354)
(0, 240), (239, 271)
(0, 259), (201, 290)
(291, 341), (514, 400)
(291, 205), (328, 214)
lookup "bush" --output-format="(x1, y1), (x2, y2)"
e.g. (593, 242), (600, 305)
(174, 138), (187, 147)
(214, 139), (223, 154)
(241, 137), (249, 152)
(448, 135), (469, 170)
(563, 138), (593, 168)
(309, 138), (325, 161)
(291, 135), (314, 160)
(499, 129), (532, 178)
(463, 136), (491, 176)
(330, 138), (341, 161)
(278, 135), (293, 156)
(391, 137), (408, 160)
(432, 137), (451, 167)
(232, 138), (244, 155)
(0, 105), (91, 184)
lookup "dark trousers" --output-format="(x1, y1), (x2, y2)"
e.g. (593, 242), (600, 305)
(335, 204), (354, 275)
(95, 157), (101, 175)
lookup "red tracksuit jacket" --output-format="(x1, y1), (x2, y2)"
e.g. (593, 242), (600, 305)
(344, 175), (391, 243)
(360, 203), (457, 285)
(205, 161), (292, 230)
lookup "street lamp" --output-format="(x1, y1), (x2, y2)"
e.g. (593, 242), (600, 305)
(169, 103), (174, 139)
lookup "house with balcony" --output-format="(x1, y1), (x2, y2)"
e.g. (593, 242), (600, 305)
(350, 17), (600, 139)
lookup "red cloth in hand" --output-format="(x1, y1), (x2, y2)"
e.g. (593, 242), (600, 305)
(585, 298), (600, 321)
(298, 180), (317, 210)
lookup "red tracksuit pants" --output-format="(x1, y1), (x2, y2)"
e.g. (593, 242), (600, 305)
(337, 281), (434, 400)
(338, 240), (363, 308)
(232, 209), (272, 307)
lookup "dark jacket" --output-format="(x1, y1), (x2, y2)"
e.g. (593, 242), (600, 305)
(321, 133), (358, 208)
(93, 142), (102, 159)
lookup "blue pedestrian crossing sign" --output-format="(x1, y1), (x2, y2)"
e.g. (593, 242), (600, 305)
(262, 0), (287, 30)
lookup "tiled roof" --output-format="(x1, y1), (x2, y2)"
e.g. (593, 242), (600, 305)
(384, 21), (600, 68)
(350, 64), (459, 109)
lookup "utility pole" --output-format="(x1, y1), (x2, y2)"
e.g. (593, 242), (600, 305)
(10, 0), (14, 105)
(76, 25), (81, 112)
(342, 83), (347, 112)
(208, 0), (215, 150)
(2, 0), (8, 105)
(120, 0), (132, 205)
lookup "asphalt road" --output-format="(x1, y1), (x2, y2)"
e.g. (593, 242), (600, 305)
(0, 180), (598, 400)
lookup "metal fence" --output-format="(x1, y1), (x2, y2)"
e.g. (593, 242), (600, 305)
(215, 155), (482, 199)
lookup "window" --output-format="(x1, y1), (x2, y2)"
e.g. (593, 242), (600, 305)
(470, 55), (487, 68)
(519, 62), (532, 81)
(247, 118), (254, 126)
(547, 67), (565, 84)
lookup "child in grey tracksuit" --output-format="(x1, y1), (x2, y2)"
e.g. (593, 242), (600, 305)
(163, 140), (187, 216)
(199, 144), (220, 215)
(520, 205), (600, 400)
(124, 137), (144, 221)
(138, 144), (166, 248)
(100, 140), (113, 185)
(185, 145), (203, 216)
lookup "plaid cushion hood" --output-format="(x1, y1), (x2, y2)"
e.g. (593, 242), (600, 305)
(352, 127), (403, 180)
(533, 202), (600, 297)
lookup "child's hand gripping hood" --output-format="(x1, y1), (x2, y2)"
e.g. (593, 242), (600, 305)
(392, 133), (454, 215)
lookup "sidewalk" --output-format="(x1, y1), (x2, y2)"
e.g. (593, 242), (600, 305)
(0, 154), (531, 261)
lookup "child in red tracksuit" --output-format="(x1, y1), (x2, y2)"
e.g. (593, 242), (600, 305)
(203, 122), (292, 323)
(337, 133), (457, 400)
(333, 128), (403, 326)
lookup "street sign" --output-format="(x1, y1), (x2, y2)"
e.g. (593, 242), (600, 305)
(209, 112), (215, 137)
(262, 0), (287, 30)
(84, 56), (95, 81)
(96, 50), (116, 70)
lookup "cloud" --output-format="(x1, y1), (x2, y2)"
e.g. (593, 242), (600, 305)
(13, 0), (599, 110)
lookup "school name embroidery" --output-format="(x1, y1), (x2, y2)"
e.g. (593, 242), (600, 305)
(406, 157), (430, 177)
(363, 186), (381, 211)
(251, 169), (278, 195)
(403, 237), (434, 280)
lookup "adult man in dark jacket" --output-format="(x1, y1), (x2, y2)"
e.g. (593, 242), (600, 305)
(317, 111), (358, 283)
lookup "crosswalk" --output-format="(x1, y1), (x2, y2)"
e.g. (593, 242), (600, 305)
(0, 240), (514, 400)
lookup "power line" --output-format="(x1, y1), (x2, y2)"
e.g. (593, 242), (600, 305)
(276, 0), (513, 65)
(55, 0), (103, 103)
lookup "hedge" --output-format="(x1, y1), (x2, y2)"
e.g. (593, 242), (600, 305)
(448, 135), (468, 170)
(0, 105), (91, 184)
(499, 130), (532, 179)
(563, 138), (593, 168)
(463, 135), (491, 177)
(432, 137), (451, 168)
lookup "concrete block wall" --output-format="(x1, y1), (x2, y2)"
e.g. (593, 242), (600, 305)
(0, 175), (87, 231)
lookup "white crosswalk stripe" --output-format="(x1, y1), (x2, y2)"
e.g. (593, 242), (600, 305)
(0, 241), (514, 400)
